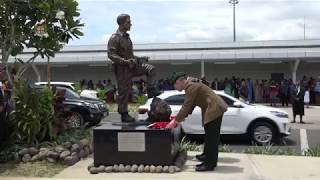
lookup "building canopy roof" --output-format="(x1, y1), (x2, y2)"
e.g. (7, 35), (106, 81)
(3, 39), (320, 64)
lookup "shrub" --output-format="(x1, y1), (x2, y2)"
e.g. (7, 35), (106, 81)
(73, 83), (82, 94)
(97, 88), (107, 101)
(13, 81), (55, 144)
(54, 127), (90, 145)
(135, 94), (147, 105)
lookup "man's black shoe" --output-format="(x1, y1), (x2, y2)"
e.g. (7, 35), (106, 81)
(121, 113), (135, 122)
(196, 162), (204, 167)
(196, 162), (217, 168)
(195, 152), (205, 158)
(195, 164), (215, 172)
(195, 154), (205, 162)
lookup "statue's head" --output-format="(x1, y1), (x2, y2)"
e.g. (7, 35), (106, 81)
(117, 14), (131, 31)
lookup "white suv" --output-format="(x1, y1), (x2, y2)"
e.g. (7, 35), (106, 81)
(138, 90), (291, 145)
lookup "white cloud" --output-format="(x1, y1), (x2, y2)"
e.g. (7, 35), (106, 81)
(72, 0), (320, 45)
(176, 29), (212, 41)
(131, 34), (160, 43)
(99, 34), (112, 44)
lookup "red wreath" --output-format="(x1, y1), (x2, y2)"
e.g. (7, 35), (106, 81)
(148, 115), (177, 129)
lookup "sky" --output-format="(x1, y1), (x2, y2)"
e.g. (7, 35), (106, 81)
(70, 0), (320, 45)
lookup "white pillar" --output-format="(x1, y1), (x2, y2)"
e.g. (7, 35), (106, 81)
(290, 59), (300, 83)
(31, 64), (41, 82)
(201, 60), (205, 77)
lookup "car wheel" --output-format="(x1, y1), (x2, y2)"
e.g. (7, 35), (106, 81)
(66, 112), (84, 129)
(250, 122), (275, 145)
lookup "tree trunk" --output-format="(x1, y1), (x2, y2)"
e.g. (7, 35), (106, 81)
(1, 47), (13, 85)
(47, 57), (51, 87)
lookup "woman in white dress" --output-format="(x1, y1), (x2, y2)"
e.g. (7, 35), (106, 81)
(304, 87), (310, 108)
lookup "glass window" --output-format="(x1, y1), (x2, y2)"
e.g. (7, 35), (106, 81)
(57, 87), (80, 99)
(218, 95), (234, 107)
(165, 94), (185, 105)
(164, 94), (235, 107)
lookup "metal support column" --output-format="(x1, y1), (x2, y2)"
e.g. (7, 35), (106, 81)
(201, 60), (205, 78)
(291, 59), (300, 83)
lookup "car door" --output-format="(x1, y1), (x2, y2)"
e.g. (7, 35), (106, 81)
(164, 94), (204, 134)
(218, 95), (244, 134)
(164, 94), (185, 116)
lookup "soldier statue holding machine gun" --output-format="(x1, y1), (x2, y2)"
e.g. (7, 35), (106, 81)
(107, 14), (161, 123)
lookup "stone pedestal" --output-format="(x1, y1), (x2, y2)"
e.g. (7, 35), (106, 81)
(93, 122), (179, 166)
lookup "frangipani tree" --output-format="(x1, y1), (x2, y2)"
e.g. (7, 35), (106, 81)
(0, 0), (84, 83)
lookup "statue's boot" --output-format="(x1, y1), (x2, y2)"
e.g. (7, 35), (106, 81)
(121, 112), (135, 122)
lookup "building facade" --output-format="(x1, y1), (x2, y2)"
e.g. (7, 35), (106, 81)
(7, 40), (320, 84)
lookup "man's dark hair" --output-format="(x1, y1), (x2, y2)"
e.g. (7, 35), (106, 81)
(117, 14), (130, 25)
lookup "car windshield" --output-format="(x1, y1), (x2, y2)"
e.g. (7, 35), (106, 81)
(237, 97), (251, 105)
(58, 88), (80, 99)
(216, 92), (250, 106)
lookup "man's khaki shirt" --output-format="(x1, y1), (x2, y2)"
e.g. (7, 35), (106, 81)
(107, 29), (134, 65)
(175, 81), (228, 125)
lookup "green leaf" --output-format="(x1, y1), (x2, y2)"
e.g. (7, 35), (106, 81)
(72, 29), (84, 36)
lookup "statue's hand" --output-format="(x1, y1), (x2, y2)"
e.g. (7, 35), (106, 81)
(128, 58), (137, 69)
(139, 56), (149, 63)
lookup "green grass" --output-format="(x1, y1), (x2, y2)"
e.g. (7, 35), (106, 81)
(178, 136), (203, 152)
(181, 142), (203, 152)
(54, 127), (91, 145)
(304, 146), (320, 157)
(0, 161), (66, 177)
(243, 144), (298, 156)
(219, 144), (233, 153)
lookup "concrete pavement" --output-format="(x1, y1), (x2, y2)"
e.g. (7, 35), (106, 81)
(278, 105), (320, 130)
(2, 151), (320, 180)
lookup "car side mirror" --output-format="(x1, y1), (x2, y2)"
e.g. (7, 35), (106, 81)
(233, 101), (242, 108)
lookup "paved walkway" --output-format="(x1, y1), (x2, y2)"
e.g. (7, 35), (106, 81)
(278, 105), (320, 129)
(2, 152), (320, 180)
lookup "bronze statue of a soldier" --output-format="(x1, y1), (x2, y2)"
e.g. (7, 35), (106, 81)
(107, 14), (160, 122)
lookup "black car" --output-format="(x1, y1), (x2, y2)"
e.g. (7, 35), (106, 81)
(54, 86), (109, 127)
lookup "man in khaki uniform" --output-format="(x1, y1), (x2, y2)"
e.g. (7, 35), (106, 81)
(107, 14), (159, 122)
(166, 73), (228, 171)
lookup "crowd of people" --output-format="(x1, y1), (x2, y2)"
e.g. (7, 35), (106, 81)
(79, 75), (320, 107)
(79, 79), (117, 102)
(204, 75), (319, 106)
(80, 79), (149, 103)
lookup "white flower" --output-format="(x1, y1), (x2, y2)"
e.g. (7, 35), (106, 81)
(56, 10), (65, 20)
